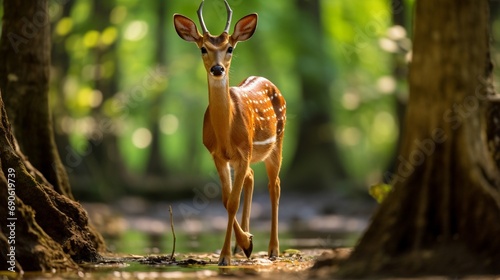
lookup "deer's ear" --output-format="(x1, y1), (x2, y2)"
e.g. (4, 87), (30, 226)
(230, 14), (257, 44)
(174, 14), (202, 43)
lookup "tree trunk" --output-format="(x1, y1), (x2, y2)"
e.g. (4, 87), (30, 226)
(287, 0), (347, 190)
(0, 0), (72, 198)
(0, 0), (106, 271)
(338, 0), (500, 276)
(147, 0), (169, 176)
(384, 0), (409, 182)
(0, 94), (105, 272)
(487, 0), (500, 169)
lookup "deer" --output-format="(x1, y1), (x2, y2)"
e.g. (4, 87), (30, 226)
(173, 0), (287, 266)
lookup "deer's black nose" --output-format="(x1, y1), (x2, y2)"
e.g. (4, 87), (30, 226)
(210, 65), (224, 76)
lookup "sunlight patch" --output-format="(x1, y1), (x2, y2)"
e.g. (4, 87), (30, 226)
(55, 17), (73, 36)
(339, 127), (361, 147)
(83, 30), (100, 48)
(341, 92), (360, 110)
(160, 114), (179, 135)
(124, 20), (148, 41)
(132, 128), (152, 149)
(376, 76), (396, 94)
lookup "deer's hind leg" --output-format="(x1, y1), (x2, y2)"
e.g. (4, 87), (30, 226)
(264, 140), (283, 259)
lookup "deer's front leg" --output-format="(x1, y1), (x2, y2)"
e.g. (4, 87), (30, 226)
(217, 159), (251, 266)
(233, 168), (254, 257)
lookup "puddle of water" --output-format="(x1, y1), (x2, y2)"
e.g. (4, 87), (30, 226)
(82, 259), (220, 279)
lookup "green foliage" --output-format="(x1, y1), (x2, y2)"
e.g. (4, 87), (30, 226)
(321, 0), (408, 181)
(47, 0), (404, 190)
(369, 183), (392, 203)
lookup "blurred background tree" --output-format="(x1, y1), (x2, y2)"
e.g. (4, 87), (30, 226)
(2, 0), (497, 202)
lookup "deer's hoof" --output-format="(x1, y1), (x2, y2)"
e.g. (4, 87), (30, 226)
(218, 256), (231, 266)
(268, 248), (279, 260)
(242, 235), (253, 258)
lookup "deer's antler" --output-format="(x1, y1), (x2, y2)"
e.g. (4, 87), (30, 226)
(223, 0), (233, 34)
(197, 0), (209, 34)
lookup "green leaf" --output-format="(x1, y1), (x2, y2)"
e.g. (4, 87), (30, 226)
(369, 183), (392, 203)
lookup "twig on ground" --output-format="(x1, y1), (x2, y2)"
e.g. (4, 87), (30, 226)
(169, 205), (176, 260)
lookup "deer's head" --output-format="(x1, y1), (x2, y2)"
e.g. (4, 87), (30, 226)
(174, 0), (257, 80)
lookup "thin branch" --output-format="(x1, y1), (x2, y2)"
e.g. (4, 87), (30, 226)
(169, 205), (176, 260)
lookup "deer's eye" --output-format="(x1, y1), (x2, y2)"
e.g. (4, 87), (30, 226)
(201, 47), (207, 54)
(227, 46), (233, 54)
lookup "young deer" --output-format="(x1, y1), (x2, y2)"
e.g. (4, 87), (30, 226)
(174, 0), (286, 266)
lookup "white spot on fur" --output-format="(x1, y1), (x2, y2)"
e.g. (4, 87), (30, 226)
(253, 135), (276, 146)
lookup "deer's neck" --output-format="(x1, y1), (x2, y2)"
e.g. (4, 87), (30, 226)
(207, 76), (233, 146)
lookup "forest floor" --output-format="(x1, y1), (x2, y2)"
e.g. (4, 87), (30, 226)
(10, 249), (498, 279)
(78, 248), (344, 280)
(4, 248), (344, 279)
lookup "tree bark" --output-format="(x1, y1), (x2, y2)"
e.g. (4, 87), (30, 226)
(0, 0), (72, 198)
(0, 177), (79, 272)
(0, 93), (105, 272)
(338, 0), (500, 276)
(0, 0), (106, 271)
(487, 0), (500, 169)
